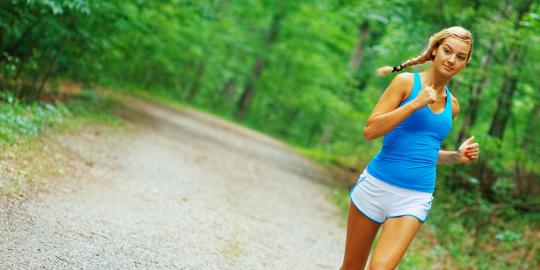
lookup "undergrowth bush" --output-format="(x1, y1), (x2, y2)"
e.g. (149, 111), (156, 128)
(0, 88), (121, 145)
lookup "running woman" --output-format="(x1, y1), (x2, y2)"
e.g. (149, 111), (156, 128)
(340, 26), (480, 270)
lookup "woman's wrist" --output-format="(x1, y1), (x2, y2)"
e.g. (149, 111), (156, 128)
(408, 100), (421, 111)
(453, 150), (463, 164)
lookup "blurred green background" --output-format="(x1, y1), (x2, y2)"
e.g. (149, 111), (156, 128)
(1, 0), (539, 269)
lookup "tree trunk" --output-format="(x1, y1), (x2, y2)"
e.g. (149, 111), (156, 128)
(516, 101), (540, 195)
(5, 19), (42, 58)
(487, 5), (529, 138)
(475, 54), (519, 200)
(0, 27), (4, 54)
(37, 49), (60, 97)
(354, 28), (385, 92)
(488, 75), (518, 138)
(278, 108), (300, 137)
(219, 78), (236, 98)
(348, 23), (369, 73)
(522, 102), (540, 155)
(235, 58), (266, 119)
(474, 0), (533, 200)
(212, 78), (236, 109)
(186, 62), (205, 101)
(186, 0), (228, 102)
(307, 121), (322, 146)
(455, 40), (496, 146)
(235, 13), (282, 119)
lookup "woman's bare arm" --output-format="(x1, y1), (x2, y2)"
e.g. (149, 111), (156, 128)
(437, 150), (460, 164)
(438, 139), (479, 165)
(363, 73), (420, 140)
(437, 96), (479, 164)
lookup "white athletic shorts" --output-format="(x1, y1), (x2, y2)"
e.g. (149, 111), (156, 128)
(350, 168), (434, 224)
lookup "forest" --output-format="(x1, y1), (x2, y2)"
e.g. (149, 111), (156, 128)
(1, 0), (539, 269)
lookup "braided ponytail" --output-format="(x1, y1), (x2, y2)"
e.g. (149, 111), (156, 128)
(376, 26), (474, 77)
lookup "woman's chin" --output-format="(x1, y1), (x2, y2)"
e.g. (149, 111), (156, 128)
(439, 66), (455, 76)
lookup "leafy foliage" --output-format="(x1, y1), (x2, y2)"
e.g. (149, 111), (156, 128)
(1, 0), (539, 268)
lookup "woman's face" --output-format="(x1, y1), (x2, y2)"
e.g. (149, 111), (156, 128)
(432, 37), (471, 77)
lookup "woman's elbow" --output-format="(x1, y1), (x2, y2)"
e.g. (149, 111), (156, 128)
(363, 126), (375, 140)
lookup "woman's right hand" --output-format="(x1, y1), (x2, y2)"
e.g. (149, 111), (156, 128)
(412, 84), (438, 110)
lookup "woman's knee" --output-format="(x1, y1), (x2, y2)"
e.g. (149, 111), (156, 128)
(367, 259), (398, 270)
(343, 255), (395, 270)
(340, 260), (365, 270)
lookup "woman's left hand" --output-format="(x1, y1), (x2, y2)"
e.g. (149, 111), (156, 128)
(457, 136), (479, 164)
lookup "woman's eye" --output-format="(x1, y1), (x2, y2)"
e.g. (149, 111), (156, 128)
(458, 56), (466, 61)
(444, 49), (450, 54)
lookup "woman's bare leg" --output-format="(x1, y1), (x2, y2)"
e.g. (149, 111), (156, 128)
(367, 216), (423, 269)
(340, 201), (382, 270)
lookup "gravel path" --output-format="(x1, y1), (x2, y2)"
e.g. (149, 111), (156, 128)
(0, 97), (345, 269)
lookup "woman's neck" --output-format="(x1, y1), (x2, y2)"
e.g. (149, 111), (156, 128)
(421, 66), (451, 95)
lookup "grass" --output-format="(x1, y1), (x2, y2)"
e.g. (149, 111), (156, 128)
(0, 88), (126, 145)
(0, 87), (127, 197)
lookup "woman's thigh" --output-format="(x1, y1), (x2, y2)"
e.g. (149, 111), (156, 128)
(368, 215), (423, 269)
(341, 201), (382, 270)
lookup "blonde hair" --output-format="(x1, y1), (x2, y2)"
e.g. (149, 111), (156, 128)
(376, 26), (474, 77)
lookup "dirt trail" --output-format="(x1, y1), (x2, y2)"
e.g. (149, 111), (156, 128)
(0, 96), (345, 269)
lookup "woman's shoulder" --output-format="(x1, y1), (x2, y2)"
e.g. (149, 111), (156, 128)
(390, 72), (415, 102)
(393, 72), (415, 84)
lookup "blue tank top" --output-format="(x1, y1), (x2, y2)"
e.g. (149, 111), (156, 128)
(366, 72), (453, 193)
